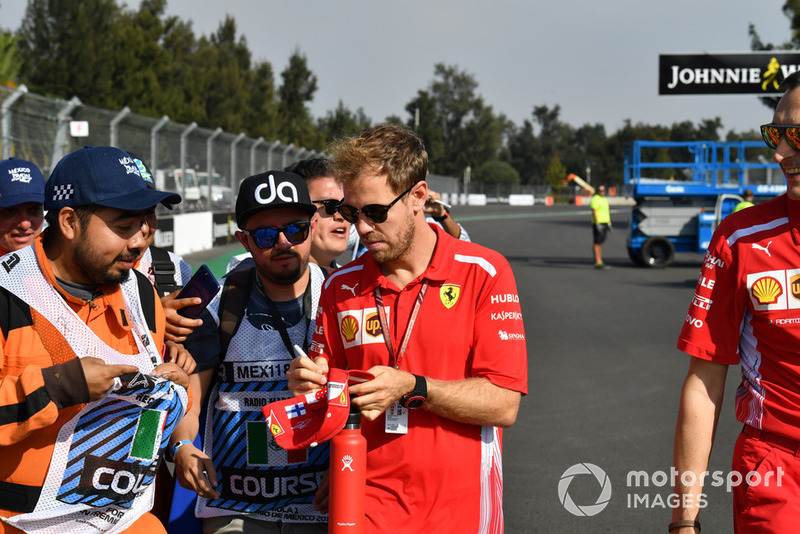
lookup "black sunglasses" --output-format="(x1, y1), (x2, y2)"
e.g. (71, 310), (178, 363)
(761, 124), (800, 150)
(338, 185), (415, 224)
(312, 198), (342, 217)
(241, 221), (310, 249)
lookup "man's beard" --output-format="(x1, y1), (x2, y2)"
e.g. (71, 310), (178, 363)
(366, 211), (415, 265)
(73, 235), (138, 286)
(259, 248), (309, 286)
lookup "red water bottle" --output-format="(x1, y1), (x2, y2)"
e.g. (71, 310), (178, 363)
(329, 406), (366, 533)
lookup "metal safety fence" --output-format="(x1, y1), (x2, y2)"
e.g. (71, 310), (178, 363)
(0, 84), (480, 215)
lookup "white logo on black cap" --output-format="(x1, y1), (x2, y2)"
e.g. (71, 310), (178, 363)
(52, 184), (75, 201)
(8, 167), (33, 183)
(254, 174), (298, 205)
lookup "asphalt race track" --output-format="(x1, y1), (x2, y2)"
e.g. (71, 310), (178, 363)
(184, 203), (744, 533)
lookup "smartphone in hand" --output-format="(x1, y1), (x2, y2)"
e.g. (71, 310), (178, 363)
(175, 265), (220, 318)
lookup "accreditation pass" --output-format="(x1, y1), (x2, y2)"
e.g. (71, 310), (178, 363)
(385, 401), (409, 434)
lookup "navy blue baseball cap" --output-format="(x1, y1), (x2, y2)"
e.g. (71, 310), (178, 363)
(0, 158), (45, 208)
(45, 146), (181, 211)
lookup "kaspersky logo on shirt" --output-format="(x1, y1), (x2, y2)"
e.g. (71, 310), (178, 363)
(747, 269), (800, 310)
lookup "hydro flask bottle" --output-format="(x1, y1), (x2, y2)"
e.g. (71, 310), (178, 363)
(329, 405), (366, 533)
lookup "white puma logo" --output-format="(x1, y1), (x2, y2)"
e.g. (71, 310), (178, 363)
(752, 241), (772, 257)
(341, 283), (359, 296)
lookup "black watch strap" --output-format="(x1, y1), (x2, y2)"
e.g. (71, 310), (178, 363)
(401, 374), (427, 409)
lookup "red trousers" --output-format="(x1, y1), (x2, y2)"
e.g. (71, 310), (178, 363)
(733, 429), (800, 533)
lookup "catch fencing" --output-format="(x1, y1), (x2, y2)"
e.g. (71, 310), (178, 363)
(1, 84), (466, 214)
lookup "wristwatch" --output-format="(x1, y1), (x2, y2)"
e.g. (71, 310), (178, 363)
(401, 374), (427, 409)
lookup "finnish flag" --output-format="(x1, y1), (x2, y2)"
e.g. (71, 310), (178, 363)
(285, 402), (307, 419)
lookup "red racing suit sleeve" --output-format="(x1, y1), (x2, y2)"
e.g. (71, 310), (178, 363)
(309, 287), (346, 370)
(470, 258), (529, 395)
(676, 225), (741, 365)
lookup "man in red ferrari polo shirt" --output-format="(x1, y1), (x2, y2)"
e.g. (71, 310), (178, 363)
(672, 71), (800, 533)
(288, 124), (528, 533)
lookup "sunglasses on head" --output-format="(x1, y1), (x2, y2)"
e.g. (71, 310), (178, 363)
(312, 198), (342, 217)
(337, 184), (415, 224)
(761, 124), (800, 150)
(241, 221), (310, 249)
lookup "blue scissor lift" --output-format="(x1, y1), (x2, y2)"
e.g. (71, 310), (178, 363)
(624, 140), (784, 267)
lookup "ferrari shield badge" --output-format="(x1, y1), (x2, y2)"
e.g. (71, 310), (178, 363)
(440, 284), (461, 309)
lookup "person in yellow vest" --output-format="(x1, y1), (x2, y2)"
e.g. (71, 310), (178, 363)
(590, 184), (611, 268)
(732, 188), (755, 213)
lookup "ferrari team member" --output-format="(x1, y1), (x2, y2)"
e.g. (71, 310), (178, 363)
(672, 70), (800, 533)
(0, 157), (45, 256)
(288, 124), (528, 532)
(0, 146), (190, 534)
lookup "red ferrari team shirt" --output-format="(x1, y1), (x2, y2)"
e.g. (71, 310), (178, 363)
(309, 224), (528, 533)
(678, 194), (800, 441)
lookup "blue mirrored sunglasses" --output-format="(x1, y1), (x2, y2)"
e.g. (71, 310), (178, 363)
(241, 221), (310, 249)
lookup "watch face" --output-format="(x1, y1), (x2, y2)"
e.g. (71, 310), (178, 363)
(405, 396), (426, 410)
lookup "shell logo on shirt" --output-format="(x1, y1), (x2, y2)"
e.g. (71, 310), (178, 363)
(752, 276), (783, 305)
(341, 315), (359, 342)
(747, 269), (800, 310)
(337, 307), (389, 348)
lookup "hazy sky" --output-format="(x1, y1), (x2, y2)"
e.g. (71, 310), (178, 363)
(0, 0), (793, 135)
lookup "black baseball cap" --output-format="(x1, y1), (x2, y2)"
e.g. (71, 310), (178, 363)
(235, 171), (316, 228)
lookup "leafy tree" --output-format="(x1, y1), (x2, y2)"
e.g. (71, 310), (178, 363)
(108, 0), (173, 114)
(156, 15), (206, 124)
(544, 154), (567, 194)
(404, 63), (505, 176)
(317, 100), (371, 145)
(406, 89), (445, 168)
(243, 60), (279, 140)
(0, 30), (20, 86)
(474, 160), (520, 185)
(277, 49), (319, 148)
(18, 0), (122, 105)
(200, 16), (251, 132)
(749, 2), (800, 111)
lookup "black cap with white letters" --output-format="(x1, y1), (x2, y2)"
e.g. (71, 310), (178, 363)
(235, 171), (316, 228)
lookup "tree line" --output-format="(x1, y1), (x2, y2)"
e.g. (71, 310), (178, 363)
(0, 0), (796, 188)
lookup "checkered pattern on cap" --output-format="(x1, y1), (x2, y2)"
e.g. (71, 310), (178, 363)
(51, 184), (74, 202)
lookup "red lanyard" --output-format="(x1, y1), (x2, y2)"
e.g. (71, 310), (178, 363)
(373, 280), (428, 369)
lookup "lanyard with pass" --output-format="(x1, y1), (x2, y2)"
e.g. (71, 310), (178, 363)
(375, 280), (428, 434)
(373, 280), (429, 370)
